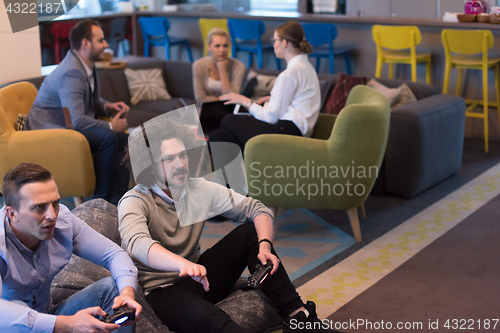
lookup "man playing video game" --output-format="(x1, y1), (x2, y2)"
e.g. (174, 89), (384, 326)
(0, 163), (142, 332)
(118, 117), (341, 332)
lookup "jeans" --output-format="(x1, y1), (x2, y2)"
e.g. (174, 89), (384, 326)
(79, 127), (129, 205)
(50, 276), (133, 333)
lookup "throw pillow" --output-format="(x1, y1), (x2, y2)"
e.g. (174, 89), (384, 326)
(15, 114), (28, 131)
(391, 83), (418, 110)
(366, 79), (402, 106)
(124, 68), (171, 106)
(324, 74), (367, 115)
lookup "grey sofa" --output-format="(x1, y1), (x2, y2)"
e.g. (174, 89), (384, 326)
(51, 199), (282, 333)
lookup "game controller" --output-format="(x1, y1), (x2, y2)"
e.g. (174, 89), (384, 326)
(241, 260), (273, 290)
(100, 306), (136, 325)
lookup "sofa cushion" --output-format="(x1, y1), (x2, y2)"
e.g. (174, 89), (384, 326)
(124, 68), (172, 105)
(162, 61), (195, 99)
(127, 98), (196, 128)
(99, 68), (133, 103)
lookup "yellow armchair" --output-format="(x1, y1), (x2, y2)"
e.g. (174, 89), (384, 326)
(0, 82), (95, 205)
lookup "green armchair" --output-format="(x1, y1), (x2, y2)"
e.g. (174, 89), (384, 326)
(244, 85), (390, 242)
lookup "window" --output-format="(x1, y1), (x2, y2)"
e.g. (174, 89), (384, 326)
(250, 0), (298, 12)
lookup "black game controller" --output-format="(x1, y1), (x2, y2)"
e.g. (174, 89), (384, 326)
(101, 306), (136, 325)
(241, 260), (273, 290)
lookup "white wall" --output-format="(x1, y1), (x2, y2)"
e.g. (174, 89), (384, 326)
(0, 2), (42, 85)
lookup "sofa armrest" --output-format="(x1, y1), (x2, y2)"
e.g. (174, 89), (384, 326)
(3, 129), (95, 197)
(392, 93), (465, 117)
(384, 94), (466, 198)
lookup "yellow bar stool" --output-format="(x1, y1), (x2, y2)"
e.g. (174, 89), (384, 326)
(199, 18), (231, 58)
(441, 29), (500, 153)
(372, 25), (432, 84)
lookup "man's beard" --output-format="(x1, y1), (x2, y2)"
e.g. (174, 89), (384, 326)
(89, 49), (104, 62)
(158, 167), (189, 189)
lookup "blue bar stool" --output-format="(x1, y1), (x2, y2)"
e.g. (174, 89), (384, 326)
(138, 16), (193, 62)
(302, 23), (352, 74)
(227, 19), (281, 70)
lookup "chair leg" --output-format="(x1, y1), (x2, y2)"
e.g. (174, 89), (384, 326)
(55, 41), (60, 64)
(495, 64), (500, 136)
(248, 53), (253, 68)
(375, 56), (383, 78)
(185, 42), (193, 62)
(315, 56), (320, 73)
(411, 60), (417, 82)
(443, 64), (451, 94)
(165, 44), (171, 60)
(345, 52), (352, 75)
(483, 66), (489, 153)
(388, 63), (394, 79)
(74, 197), (84, 207)
(329, 54), (334, 74)
(346, 207), (362, 242)
(455, 68), (463, 96)
(258, 50), (263, 69)
(358, 203), (366, 219)
(275, 57), (281, 71)
(425, 59), (432, 84)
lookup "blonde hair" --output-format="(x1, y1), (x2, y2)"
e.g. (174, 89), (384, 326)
(276, 21), (312, 54)
(207, 28), (229, 46)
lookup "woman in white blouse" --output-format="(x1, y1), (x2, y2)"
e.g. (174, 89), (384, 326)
(209, 21), (321, 152)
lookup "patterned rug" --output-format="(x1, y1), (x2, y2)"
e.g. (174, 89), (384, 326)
(200, 208), (356, 281)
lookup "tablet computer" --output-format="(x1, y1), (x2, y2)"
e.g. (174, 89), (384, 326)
(199, 100), (249, 132)
(200, 100), (237, 116)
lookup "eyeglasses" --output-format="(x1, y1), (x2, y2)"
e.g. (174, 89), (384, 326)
(270, 37), (283, 44)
